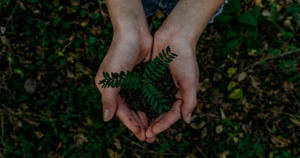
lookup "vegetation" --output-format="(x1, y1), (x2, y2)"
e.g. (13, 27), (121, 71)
(0, 0), (299, 157)
(99, 47), (177, 114)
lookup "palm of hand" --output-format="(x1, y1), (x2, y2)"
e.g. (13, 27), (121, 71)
(95, 33), (152, 141)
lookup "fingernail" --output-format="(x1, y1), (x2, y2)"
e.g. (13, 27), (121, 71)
(186, 113), (192, 124)
(103, 109), (110, 122)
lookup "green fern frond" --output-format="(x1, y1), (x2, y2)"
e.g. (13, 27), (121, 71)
(98, 46), (177, 114)
(141, 83), (168, 110)
(143, 46), (177, 81)
(99, 71), (142, 90)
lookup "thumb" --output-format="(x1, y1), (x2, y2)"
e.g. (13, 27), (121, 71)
(181, 89), (197, 124)
(101, 91), (118, 122)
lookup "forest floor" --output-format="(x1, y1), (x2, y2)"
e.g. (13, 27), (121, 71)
(0, 0), (300, 157)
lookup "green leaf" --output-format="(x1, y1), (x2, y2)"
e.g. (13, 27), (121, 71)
(227, 67), (238, 77)
(238, 12), (257, 26)
(227, 81), (237, 91)
(268, 48), (281, 56)
(87, 36), (97, 44)
(166, 46), (171, 53)
(215, 15), (233, 22)
(28, 0), (38, 3)
(13, 69), (24, 78)
(229, 88), (243, 100)
(90, 13), (101, 20)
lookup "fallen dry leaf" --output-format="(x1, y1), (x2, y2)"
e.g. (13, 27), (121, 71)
(238, 72), (247, 82)
(107, 148), (118, 158)
(216, 125), (223, 134)
(289, 117), (300, 126)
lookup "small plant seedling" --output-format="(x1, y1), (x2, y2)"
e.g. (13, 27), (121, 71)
(98, 46), (177, 114)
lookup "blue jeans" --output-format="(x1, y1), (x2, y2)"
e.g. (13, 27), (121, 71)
(142, 0), (228, 23)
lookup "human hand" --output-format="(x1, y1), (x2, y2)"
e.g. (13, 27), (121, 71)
(94, 0), (156, 141)
(142, 0), (226, 143)
(95, 24), (153, 141)
(145, 28), (199, 143)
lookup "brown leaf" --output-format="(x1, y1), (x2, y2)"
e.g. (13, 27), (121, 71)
(190, 121), (206, 130)
(113, 138), (122, 150)
(238, 72), (247, 82)
(185, 154), (197, 158)
(35, 131), (44, 139)
(250, 76), (260, 89)
(107, 148), (118, 158)
(175, 133), (183, 142)
(81, 20), (90, 27)
(270, 106), (284, 116)
(271, 136), (290, 148)
(197, 99), (204, 111)
(155, 10), (165, 19)
(22, 118), (39, 126)
(200, 127), (207, 139)
(0, 26), (5, 34)
(24, 78), (37, 94)
(216, 125), (223, 134)
(0, 36), (9, 45)
(56, 142), (62, 151)
(219, 151), (229, 158)
(289, 117), (300, 126)
(220, 108), (227, 119)
(75, 133), (88, 145)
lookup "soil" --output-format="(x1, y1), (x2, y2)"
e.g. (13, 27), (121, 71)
(119, 62), (177, 119)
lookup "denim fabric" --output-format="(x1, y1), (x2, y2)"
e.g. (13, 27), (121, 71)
(142, 0), (228, 23)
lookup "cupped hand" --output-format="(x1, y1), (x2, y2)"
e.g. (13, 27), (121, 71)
(95, 28), (152, 141)
(145, 28), (199, 143)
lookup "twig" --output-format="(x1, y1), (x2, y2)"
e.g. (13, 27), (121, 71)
(195, 145), (208, 158)
(244, 48), (300, 71)
(5, 1), (18, 28)
(120, 134), (146, 150)
(0, 103), (57, 123)
(126, 146), (186, 156)
(1, 113), (6, 149)
(199, 113), (221, 119)
(0, 104), (15, 115)
(120, 135), (187, 156)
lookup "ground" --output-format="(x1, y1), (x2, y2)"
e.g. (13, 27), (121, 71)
(0, 0), (300, 157)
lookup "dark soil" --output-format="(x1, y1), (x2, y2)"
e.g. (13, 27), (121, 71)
(119, 62), (177, 119)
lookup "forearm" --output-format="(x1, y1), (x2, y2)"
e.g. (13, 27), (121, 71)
(105, 0), (149, 34)
(161, 0), (225, 45)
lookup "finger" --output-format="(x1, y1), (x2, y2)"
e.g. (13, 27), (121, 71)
(151, 34), (165, 60)
(117, 102), (141, 134)
(137, 111), (148, 128)
(175, 91), (182, 99)
(131, 111), (146, 141)
(181, 89), (197, 124)
(145, 117), (159, 143)
(143, 53), (151, 62)
(145, 113), (166, 138)
(146, 137), (156, 143)
(101, 90), (118, 122)
(150, 100), (182, 136)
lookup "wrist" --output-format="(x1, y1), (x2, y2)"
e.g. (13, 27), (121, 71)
(105, 0), (149, 35)
(156, 24), (198, 49)
(114, 20), (150, 37)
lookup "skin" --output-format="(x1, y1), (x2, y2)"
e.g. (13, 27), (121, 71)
(95, 0), (225, 142)
(95, 0), (152, 141)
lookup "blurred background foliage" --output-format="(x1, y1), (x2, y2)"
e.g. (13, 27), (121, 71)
(0, 0), (300, 157)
